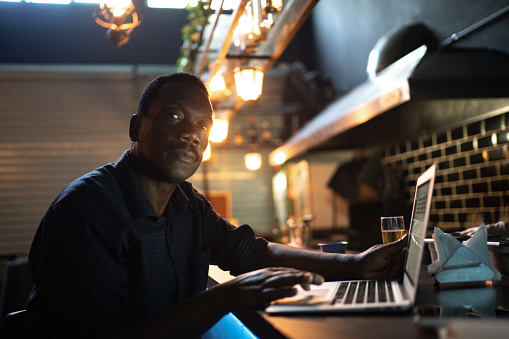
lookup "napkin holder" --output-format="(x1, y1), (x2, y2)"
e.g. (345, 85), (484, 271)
(428, 225), (501, 286)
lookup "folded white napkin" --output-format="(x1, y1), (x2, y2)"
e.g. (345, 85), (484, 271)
(428, 225), (501, 283)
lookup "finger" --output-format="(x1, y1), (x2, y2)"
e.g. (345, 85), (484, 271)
(262, 272), (313, 288)
(300, 283), (311, 291)
(369, 234), (406, 258)
(261, 286), (299, 301)
(263, 272), (323, 289)
(299, 279), (322, 291)
(459, 228), (475, 236)
(396, 234), (408, 245)
(386, 234), (408, 250)
(300, 273), (324, 290)
(312, 273), (325, 285)
(265, 267), (303, 274)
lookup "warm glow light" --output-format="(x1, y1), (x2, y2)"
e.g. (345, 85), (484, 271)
(234, 11), (251, 39)
(260, 13), (273, 29)
(245, 153), (262, 171)
(242, 1), (260, 35)
(94, 0), (141, 47)
(103, 0), (132, 16)
(273, 171), (287, 192)
(234, 67), (264, 101)
(264, 0), (282, 12)
(209, 72), (226, 92)
(270, 149), (286, 166)
(233, 0), (264, 50)
(209, 119), (229, 143)
(202, 142), (211, 161)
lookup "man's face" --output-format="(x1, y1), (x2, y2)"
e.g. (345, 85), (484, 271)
(133, 81), (213, 185)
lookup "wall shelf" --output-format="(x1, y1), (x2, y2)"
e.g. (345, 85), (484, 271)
(193, 0), (319, 119)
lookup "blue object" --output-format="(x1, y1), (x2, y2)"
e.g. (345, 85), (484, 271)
(203, 312), (257, 339)
(318, 241), (348, 253)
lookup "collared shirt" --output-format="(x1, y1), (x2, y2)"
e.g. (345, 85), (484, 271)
(26, 151), (267, 338)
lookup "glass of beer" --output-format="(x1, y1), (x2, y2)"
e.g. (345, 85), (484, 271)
(380, 216), (405, 244)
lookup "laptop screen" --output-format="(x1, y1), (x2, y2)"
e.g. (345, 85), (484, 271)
(404, 179), (431, 285)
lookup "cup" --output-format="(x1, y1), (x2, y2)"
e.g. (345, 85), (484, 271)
(380, 216), (405, 244)
(318, 241), (348, 254)
(288, 223), (309, 248)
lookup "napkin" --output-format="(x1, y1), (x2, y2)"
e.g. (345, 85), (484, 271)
(428, 225), (501, 284)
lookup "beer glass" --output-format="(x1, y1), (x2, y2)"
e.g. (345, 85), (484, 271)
(380, 216), (405, 244)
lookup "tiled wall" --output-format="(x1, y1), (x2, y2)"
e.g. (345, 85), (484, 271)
(382, 111), (509, 232)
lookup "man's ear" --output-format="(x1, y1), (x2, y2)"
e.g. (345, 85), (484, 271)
(129, 114), (141, 142)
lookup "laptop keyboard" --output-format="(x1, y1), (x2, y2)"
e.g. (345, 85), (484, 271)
(333, 281), (401, 305)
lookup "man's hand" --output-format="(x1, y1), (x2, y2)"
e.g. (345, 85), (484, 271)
(356, 235), (407, 280)
(459, 221), (508, 237)
(124, 267), (323, 339)
(215, 267), (324, 311)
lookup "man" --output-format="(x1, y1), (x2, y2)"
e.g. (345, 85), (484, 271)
(27, 73), (407, 338)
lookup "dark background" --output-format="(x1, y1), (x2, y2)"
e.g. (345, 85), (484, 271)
(0, 1), (317, 68)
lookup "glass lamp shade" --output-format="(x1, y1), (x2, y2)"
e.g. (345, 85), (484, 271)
(237, 1), (262, 37)
(234, 68), (264, 101)
(209, 72), (227, 92)
(233, 0), (266, 51)
(102, 0), (132, 17)
(94, 0), (141, 47)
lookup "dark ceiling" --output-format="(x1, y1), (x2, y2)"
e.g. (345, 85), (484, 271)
(0, 2), (189, 64)
(0, 2), (316, 69)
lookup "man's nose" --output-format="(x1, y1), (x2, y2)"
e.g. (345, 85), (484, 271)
(178, 123), (201, 145)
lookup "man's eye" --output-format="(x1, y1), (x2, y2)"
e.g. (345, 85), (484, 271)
(196, 120), (212, 132)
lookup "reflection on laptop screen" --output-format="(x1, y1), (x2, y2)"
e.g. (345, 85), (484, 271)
(405, 180), (431, 285)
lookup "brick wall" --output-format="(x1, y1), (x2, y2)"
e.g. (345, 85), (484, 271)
(382, 111), (509, 232)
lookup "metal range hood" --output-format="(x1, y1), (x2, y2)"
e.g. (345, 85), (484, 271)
(269, 45), (509, 166)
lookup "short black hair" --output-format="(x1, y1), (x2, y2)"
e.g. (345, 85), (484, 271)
(136, 72), (209, 117)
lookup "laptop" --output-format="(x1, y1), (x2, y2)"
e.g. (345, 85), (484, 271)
(266, 163), (436, 314)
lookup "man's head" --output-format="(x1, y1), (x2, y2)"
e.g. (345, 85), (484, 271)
(136, 72), (210, 118)
(129, 72), (213, 187)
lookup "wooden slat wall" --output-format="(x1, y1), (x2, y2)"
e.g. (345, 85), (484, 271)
(191, 147), (276, 234)
(0, 67), (159, 257)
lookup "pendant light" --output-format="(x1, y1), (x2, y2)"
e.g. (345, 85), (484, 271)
(94, 0), (141, 47)
(234, 67), (264, 101)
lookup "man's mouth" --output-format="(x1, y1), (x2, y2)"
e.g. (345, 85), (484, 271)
(172, 149), (198, 164)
